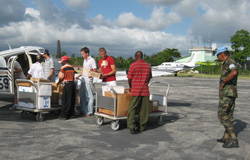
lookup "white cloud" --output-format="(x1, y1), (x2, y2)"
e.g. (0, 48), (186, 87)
(188, 0), (250, 43)
(115, 7), (181, 31)
(25, 8), (40, 20)
(62, 0), (91, 9)
(88, 14), (112, 27)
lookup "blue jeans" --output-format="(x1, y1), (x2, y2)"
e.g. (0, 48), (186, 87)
(80, 82), (94, 114)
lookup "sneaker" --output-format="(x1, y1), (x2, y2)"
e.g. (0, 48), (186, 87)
(9, 104), (17, 111)
(222, 139), (239, 148)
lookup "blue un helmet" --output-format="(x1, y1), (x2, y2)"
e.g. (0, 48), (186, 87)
(215, 47), (228, 56)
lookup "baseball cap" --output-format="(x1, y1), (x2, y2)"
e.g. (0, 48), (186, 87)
(41, 49), (49, 55)
(59, 56), (70, 63)
(215, 47), (228, 56)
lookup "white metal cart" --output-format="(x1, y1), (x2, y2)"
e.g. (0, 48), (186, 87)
(94, 81), (170, 130)
(15, 79), (61, 121)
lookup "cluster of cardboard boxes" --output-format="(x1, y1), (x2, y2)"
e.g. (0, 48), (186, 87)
(97, 87), (160, 116)
(51, 83), (80, 106)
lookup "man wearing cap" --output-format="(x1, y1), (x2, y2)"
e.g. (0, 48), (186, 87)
(42, 49), (55, 82)
(76, 47), (97, 116)
(26, 54), (45, 79)
(57, 56), (76, 120)
(215, 47), (239, 148)
(98, 47), (117, 95)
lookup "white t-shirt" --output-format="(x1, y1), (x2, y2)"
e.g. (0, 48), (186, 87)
(82, 56), (97, 82)
(28, 62), (45, 78)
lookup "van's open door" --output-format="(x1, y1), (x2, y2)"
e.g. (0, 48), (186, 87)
(0, 56), (17, 93)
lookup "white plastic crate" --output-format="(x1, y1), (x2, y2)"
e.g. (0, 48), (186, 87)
(36, 83), (52, 96)
(37, 97), (51, 109)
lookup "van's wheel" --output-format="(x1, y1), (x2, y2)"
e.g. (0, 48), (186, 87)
(36, 113), (44, 122)
(156, 116), (163, 126)
(111, 121), (120, 131)
(96, 117), (104, 125)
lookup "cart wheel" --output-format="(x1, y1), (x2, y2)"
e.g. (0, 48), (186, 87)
(73, 106), (80, 116)
(36, 113), (44, 122)
(21, 111), (30, 119)
(157, 116), (163, 126)
(96, 117), (104, 125)
(111, 121), (120, 131)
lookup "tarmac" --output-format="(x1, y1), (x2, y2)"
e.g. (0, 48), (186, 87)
(0, 76), (250, 160)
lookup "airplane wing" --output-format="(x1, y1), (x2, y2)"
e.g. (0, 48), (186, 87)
(93, 70), (173, 83)
(0, 46), (44, 58)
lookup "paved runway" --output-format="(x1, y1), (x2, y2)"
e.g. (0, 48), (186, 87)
(0, 77), (250, 160)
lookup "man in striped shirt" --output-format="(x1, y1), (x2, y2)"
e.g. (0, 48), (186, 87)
(127, 51), (152, 134)
(57, 56), (76, 120)
(41, 49), (55, 82)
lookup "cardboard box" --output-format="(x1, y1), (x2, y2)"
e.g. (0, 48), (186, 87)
(99, 108), (114, 115)
(104, 91), (131, 116)
(30, 77), (50, 83)
(88, 71), (102, 79)
(17, 82), (33, 87)
(51, 83), (63, 93)
(150, 100), (159, 112)
(59, 93), (63, 99)
(75, 96), (80, 105)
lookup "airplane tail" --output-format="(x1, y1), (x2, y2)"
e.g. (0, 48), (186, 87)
(185, 53), (199, 67)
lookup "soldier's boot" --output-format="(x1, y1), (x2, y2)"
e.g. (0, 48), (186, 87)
(217, 131), (229, 143)
(223, 139), (239, 148)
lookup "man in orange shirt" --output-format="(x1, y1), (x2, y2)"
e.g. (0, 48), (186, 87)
(57, 56), (76, 120)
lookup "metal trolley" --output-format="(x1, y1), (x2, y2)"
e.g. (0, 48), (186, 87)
(94, 81), (170, 130)
(15, 79), (61, 122)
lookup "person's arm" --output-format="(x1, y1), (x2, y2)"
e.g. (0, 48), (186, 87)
(102, 64), (116, 78)
(57, 78), (63, 86)
(15, 68), (23, 73)
(220, 70), (238, 90)
(48, 68), (54, 80)
(76, 71), (83, 79)
(26, 73), (31, 79)
(128, 78), (132, 92)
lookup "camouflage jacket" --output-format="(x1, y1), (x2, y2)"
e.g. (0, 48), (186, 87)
(219, 57), (238, 98)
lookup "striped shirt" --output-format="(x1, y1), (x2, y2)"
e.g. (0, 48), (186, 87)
(58, 63), (75, 83)
(43, 57), (55, 82)
(127, 60), (152, 96)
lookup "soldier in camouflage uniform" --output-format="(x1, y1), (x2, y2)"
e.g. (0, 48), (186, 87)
(215, 47), (239, 148)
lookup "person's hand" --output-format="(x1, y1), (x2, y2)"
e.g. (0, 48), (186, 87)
(57, 82), (60, 87)
(48, 75), (52, 80)
(76, 76), (79, 80)
(220, 82), (225, 90)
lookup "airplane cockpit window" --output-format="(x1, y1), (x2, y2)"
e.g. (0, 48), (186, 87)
(39, 49), (44, 53)
(29, 50), (39, 53)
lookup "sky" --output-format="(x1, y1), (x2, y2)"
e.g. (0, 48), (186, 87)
(0, 0), (250, 58)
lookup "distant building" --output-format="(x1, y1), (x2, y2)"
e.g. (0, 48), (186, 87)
(176, 47), (217, 65)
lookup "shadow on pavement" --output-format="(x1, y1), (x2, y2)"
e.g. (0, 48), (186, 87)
(234, 119), (247, 137)
(168, 101), (192, 107)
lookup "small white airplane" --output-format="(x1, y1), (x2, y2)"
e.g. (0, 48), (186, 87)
(151, 52), (199, 76)
(0, 46), (45, 93)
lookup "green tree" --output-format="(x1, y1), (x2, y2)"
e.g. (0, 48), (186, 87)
(230, 29), (250, 64)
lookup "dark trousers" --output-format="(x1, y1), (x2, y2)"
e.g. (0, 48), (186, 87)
(61, 81), (76, 118)
(127, 96), (150, 131)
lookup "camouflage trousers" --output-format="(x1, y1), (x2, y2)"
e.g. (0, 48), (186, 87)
(218, 96), (236, 131)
